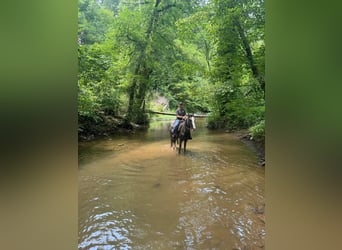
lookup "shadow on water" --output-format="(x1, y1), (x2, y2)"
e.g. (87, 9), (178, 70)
(79, 119), (265, 249)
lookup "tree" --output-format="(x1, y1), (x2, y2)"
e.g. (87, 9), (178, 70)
(212, 0), (264, 94)
(78, 0), (115, 45)
(207, 0), (265, 130)
(77, 0), (265, 137)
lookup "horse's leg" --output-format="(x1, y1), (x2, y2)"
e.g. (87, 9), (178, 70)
(171, 132), (177, 150)
(184, 139), (187, 153)
(170, 134), (173, 149)
(178, 139), (182, 154)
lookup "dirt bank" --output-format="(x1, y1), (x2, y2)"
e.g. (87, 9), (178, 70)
(78, 114), (147, 142)
(232, 129), (265, 167)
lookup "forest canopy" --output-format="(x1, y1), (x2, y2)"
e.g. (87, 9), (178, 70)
(78, 0), (265, 141)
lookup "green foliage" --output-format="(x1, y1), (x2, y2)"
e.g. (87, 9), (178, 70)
(206, 111), (224, 129)
(224, 97), (264, 130)
(248, 119), (265, 142)
(78, 79), (101, 121)
(206, 0), (265, 131)
(78, 0), (115, 45)
(77, 0), (265, 138)
(207, 79), (264, 130)
(207, 98), (264, 130)
(78, 31), (124, 120)
(165, 76), (211, 113)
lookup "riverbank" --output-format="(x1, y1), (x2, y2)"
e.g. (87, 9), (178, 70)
(232, 129), (265, 167)
(78, 114), (146, 142)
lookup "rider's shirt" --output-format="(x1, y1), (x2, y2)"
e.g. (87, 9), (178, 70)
(176, 108), (186, 120)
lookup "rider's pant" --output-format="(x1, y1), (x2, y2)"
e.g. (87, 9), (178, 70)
(172, 119), (181, 133)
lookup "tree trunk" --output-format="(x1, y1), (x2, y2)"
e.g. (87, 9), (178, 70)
(234, 18), (265, 95)
(126, 53), (144, 122)
(204, 40), (211, 72)
(127, 0), (162, 123)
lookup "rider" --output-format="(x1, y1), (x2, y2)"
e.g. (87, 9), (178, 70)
(171, 102), (192, 139)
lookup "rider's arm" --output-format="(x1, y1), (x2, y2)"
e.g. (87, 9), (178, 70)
(176, 114), (183, 119)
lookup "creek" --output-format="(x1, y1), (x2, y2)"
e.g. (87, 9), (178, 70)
(78, 119), (265, 249)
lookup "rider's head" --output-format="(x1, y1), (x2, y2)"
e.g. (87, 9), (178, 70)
(178, 102), (183, 107)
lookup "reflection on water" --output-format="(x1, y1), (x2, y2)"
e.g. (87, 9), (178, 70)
(79, 119), (265, 249)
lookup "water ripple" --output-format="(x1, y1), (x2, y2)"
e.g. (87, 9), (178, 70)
(79, 120), (265, 249)
(79, 209), (135, 250)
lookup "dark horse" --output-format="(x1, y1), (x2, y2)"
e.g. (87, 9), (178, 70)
(170, 115), (196, 154)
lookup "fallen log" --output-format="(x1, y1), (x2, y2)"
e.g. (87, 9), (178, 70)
(147, 110), (208, 118)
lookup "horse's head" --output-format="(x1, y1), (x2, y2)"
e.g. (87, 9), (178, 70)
(187, 114), (196, 130)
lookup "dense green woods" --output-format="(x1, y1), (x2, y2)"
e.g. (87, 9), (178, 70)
(78, 0), (265, 142)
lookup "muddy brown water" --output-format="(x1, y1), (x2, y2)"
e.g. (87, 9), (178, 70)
(78, 119), (265, 250)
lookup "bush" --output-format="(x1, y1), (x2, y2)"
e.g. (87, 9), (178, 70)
(224, 98), (264, 130)
(207, 111), (226, 129)
(248, 119), (265, 142)
(78, 81), (101, 121)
